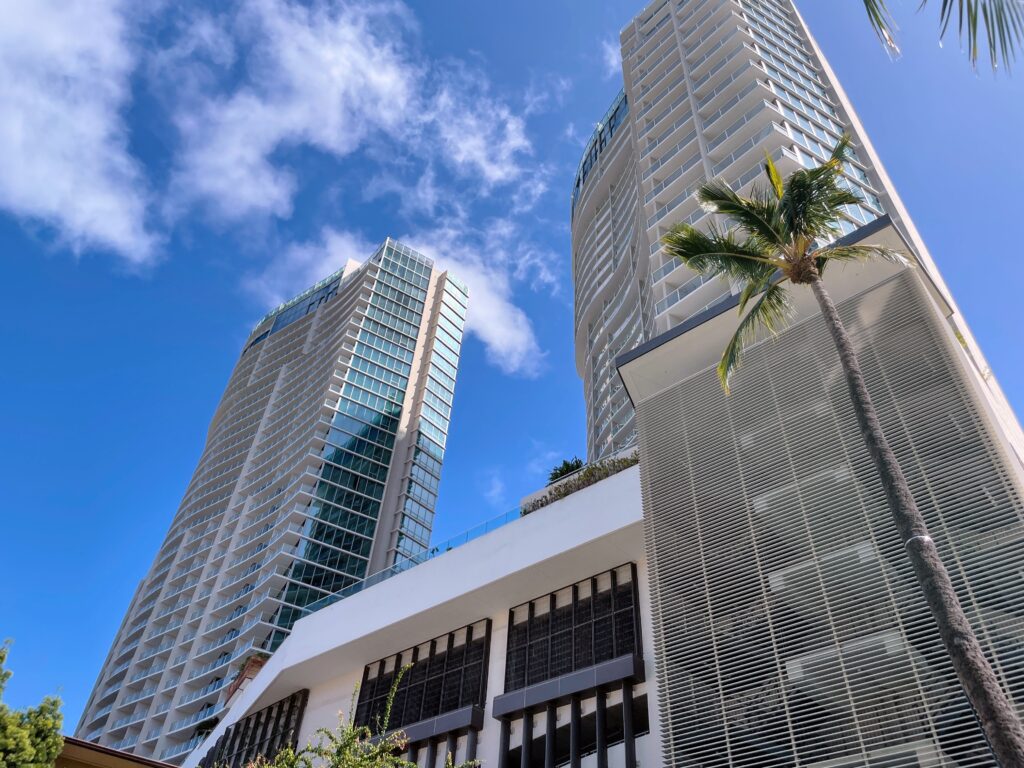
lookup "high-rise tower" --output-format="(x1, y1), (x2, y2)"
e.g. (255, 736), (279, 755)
(76, 239), (467, 763)
(572, 0), (1023, 462)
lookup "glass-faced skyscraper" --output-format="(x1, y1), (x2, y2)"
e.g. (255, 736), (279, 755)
(572, 0), (1023, 462)
(76, 239), (467, 763)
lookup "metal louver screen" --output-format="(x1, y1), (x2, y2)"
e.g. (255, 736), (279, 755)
(197, 689), (308, 768)
(635, 271), (1024, 768)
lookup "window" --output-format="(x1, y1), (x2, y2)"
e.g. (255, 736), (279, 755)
(504, 564), (641, 692)
(354, 620), (491, 731)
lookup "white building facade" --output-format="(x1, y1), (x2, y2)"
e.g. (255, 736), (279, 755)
(618, 223), (1024, 768)
(573, 0), (1022, 462)
(182, 465), (659, 768)
(179, 223), (1024, 768)
(77, 240), (468, 763)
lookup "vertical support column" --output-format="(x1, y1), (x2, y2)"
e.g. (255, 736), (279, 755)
(498, 719), (510, 768)
(595, 690), (608, 768)
(424, 739), (436, 768)
(445, 733), (457, 765)
(520, 710), (533, 768)
(406, 744), (418, 765)
(545, 703), (557, 768)
(622, 682), (637, 768)
(466, 729), (478, 762)
(569, 696), (581, 768)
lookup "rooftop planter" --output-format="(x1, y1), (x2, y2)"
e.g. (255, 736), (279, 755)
(521, 451), (638, 515)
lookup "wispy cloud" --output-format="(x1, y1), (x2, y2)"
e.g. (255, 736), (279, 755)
(563, 122), (586, 147)
(242, 228), (376, 307)
(2, 0), (563, 380)
(244, 211), (556, 377)
(163, 0), (539, 220)
(0, 0), (155, 263)
(401, 216), (552, 377)
(167, 0), (420, 220)
(523, 73), (572, 116)
(526, 444), (563, 477)
(481, 469), (507, 509)
(601, 38), (622, 80)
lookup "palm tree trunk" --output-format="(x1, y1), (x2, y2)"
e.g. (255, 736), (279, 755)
(808, 269), (1024, 766)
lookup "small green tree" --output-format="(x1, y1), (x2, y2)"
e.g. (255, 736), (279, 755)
(548, 456), (584, 484)
(0, 642), (63, 768)
(246, 667), (475, 768)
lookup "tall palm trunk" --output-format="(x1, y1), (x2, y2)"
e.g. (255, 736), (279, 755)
(808, 269), (1024, 766)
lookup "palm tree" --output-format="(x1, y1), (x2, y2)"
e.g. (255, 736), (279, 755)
(862, 0), (1024, 71)
(661, 135), (1024, 766)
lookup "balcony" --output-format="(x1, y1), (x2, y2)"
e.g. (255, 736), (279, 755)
(178, 677), (227, 706)
(167, 704), (223, 736)
(109, 710), (146, 730)
(160, 733), (208, 760)
(137, 640), (175, 663)
(122, 685), (157, 706)
(87, 703), (113, 724)
(110, 734), (138, 751)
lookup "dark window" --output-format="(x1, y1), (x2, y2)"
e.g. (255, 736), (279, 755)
(506, 693), (651, 768)
(504, 564), (641, 692)
(354, 620), (490, 732)
(197, 689), (308, 768)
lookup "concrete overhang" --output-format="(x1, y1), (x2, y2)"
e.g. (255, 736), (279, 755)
(183, 465), (643, 768)
(616, 217), (951, 407)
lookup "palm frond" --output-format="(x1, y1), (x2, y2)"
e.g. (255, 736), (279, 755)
(737, 263), (779, 312)
(718, 281), (792, 393)
(863, 0), (902, 55)
(863, 0), (1024, 70)
(661, 224), (783, 281)
(778, 136), (862, 245)
(764, 151), (785, 200)
(697, 179), (786, 249)
(817, 244), (909, 266)
(828, 134), (854, 166)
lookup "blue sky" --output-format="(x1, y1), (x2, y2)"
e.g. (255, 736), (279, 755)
(2, 0), (1022, 731)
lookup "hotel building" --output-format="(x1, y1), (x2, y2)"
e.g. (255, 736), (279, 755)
(76, 239), (467, 763)
(571, 0), (1023, 462)
(180, 221), (1024, 768)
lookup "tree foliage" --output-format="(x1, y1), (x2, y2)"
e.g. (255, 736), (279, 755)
(547, 456), (584, 484)
(662, 134), (1024, 765)
(243, 668), (475, 768)
(525, 453), (639, 515)
(662, 134), (904, 392)
(862, 0), (1024, 71)
(0, 642), (63, 768)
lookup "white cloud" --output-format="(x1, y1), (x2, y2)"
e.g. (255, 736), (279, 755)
(526, 445), (563, 477)
(431, 66), (532, 187)
(242, 227), (375, 306)
(400, 217), (549, 377)
(482, 469), (507, 509)
(165, 0), (538, 220)
(0, 0), (155, 262)
(365, 165), (441, 218)
(248, 212), (553, 377)
(563, 121), (586, 147)
(523, 73), (572, 116)
(169, 0), (419, 220)
(601, 38), (622, 80)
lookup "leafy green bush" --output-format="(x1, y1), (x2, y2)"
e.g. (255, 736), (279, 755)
(0, 642), (63, 768)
